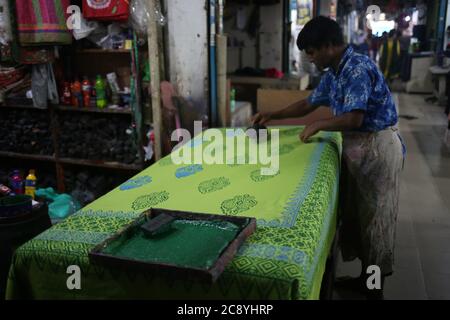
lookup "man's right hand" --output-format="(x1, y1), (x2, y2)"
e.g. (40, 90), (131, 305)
(252, 112), (273, 126)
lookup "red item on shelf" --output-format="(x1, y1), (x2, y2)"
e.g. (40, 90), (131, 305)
(9, 170), (23, 195)
(265, 68), (284, 79)
(62, 82), (72, 105)
(82, 0), (130, 21)
(71, 80), (82, 107)
(90, 86), (97, 108)
(82, 78), (92, 108)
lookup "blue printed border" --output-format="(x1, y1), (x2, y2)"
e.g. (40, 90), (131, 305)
(257, 132), (332, 228)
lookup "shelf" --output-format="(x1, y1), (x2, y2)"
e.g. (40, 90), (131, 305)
(77, 49), (131, 54)
(0, 152), (141, 171)
(56, 105), (132, 115)
(0, 104), (38, 110)
(1, 104), (132, 115)
(0, 151), (55, 162)
(59, 158), (142, 171)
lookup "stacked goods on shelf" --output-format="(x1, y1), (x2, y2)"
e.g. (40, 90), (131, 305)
(64, 168), (131, 206)
(0, 66), (26, 89)
(0, 66), (31, 103)
(58, 113), (139, 164)
(0, 109), (53, 155)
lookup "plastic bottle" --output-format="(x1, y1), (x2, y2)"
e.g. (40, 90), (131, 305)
(25, 170), (37, 200)
(9, 170), (23, 195)
(70, 81), (76, 106)
(124, 29), (133, 50)
(90, 85), (97, 108)
(71, 79), (82, 107)
(95, 75), (107, 109)
(81, 77), (91, 108)
(62, 82), (72, 105)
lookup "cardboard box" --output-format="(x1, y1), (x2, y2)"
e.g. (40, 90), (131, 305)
(257, 89), (332, 126)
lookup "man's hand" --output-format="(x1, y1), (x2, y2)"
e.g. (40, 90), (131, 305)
(300, 122), (322, 143)
(252, 112), (273, 126)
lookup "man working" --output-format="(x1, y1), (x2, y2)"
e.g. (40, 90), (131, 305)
(253, 16), (405, 300)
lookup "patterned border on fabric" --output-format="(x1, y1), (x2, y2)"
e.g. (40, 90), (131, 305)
(49, 212), (139, 235)
(237, 243), (306, 265)
(300, 170), (339, 297)
(257, 132), (332, 228)
(74, 210), (141, 220)
(307, 173), (338, 279)
(34, 229), (112, 245)
(14, 240), (93, 272)
(234, 135), (341, 299)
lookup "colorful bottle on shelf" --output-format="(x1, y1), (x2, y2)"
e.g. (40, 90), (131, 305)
(9, 170), (23, 195)
(90, 85), (97, 108)
(25, 169), (37, 200)
(95, 75), (107, 109)
(82, 77), (92, 108)
(124, 29), (133, 50)
(62, 82), (72, 105)
(71, 79), (82, 107)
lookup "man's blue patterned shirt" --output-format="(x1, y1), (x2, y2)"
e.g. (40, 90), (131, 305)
(308, 46), (398, 132)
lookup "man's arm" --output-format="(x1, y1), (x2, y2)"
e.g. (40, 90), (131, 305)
(253, 98), (316, 125)
(300, 111), (364, 142)
(254, 72), (332, 125)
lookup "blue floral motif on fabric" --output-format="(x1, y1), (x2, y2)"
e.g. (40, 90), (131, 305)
(175, 164), (204, 179)
(119, 176), (152, 191)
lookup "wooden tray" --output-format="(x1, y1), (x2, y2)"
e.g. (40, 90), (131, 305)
(89, 208), (256, 283)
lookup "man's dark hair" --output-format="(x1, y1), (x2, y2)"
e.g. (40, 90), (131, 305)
(297, 16), (345, 50)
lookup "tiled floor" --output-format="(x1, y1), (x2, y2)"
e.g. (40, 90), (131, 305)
(333, 92), (450, 300)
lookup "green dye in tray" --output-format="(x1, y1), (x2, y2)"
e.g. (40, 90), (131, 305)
(102, 219), (243, 270)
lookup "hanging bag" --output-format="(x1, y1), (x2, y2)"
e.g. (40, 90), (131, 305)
(82, 0), (130, 22)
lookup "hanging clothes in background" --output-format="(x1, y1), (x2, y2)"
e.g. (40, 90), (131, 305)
(6, 1), (56, 64)
(83, 0), (130, 21)
(31, 63), (59, 109)
(14, 0), (72, 46)
(0, 0), (12, 61)
(379, 33), (401, 81)
(13, 46), (55, 65)
(0, 0), (12, 44)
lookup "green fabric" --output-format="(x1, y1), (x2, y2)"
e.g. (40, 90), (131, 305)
(6, 127), (342, 300)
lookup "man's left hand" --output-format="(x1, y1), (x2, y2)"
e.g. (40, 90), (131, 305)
(300, 122), (321, 143)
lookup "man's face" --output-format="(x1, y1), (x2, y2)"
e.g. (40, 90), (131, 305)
(305, 46), (331, 71)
